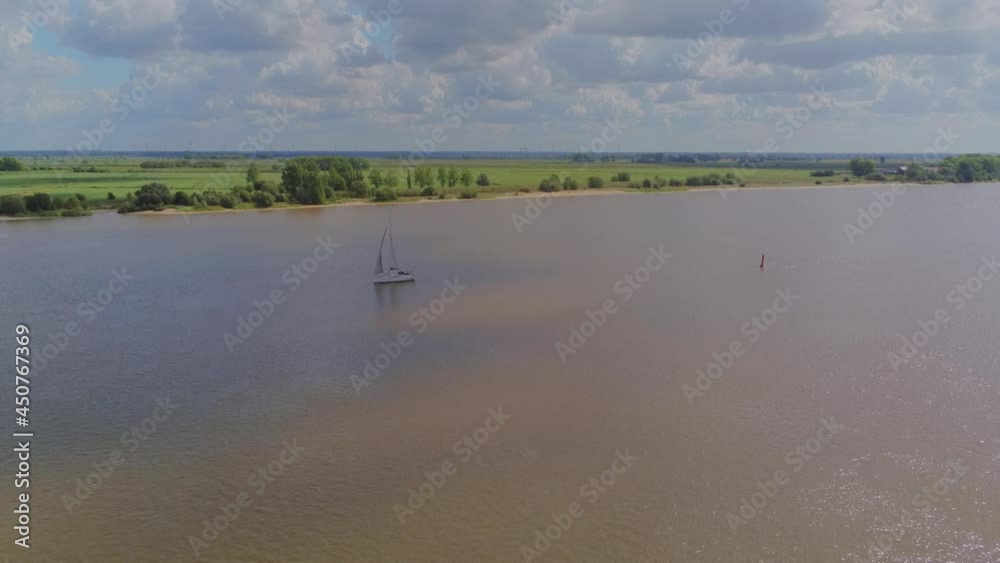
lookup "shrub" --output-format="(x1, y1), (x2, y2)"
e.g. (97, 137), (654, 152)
(562, 177), (579, 190)
(654, 177), (668, 188)
(864, 173), (887, 181)
(373, 188), (398, 202)
(476, 173), (490, 186)
(233, 189), (253, 203)
(219, 195), (235, 209)
(133, 182), (172, 211)
(173, 191), (192, 206)
(519, 187), (531, 193)
(254, 180), (279, 193)
(612, 172), (631, 182)
(0, 195), (27, 215)
(252, 192), (275, 208)
(421, 186), (436, 197)
(25, 192), (54, 212)
(815, 180), (823, 185)
(627, 181), (642, 189)
(202, 190), (221, 206)
(587, 176), (605, 189)
(349, 180), (369, 198)
(668, 178), (683, 187)
(685, 176), (703, 187)
(810, 170), (836, 177)
(459, 190), (478, 199)
(107, 192), (116, 201)
(0, 157), (25, 171)
(61, 208), (90, 217)
(538, 178), (561, 192)
(849, 158), (877, 177)
(642, 178), (652, 189)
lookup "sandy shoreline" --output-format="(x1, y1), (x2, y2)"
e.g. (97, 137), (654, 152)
(0, 181), (970, 221)
(133, 187), (634, 216)
(132, 180), (953, 217)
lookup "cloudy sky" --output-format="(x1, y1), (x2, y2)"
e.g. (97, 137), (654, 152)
(1, 0), (998, 153)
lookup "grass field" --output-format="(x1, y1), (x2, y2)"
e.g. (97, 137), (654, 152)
(369, 158), (829, 192)
(0, 156), (882, 204)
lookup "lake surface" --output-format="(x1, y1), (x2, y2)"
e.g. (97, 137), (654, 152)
(1, 185), (999, 562)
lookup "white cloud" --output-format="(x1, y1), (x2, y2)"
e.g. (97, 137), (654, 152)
(3, 0), (1000, 150)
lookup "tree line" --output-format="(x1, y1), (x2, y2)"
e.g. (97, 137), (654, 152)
(833, 156), (1000, 184)
(0, 192), (91, 217)
(111, 157), (497, 214)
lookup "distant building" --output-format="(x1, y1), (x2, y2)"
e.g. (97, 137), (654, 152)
(896, 165), (908, 175)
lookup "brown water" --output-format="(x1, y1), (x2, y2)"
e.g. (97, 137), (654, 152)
(1, 185), (999, 562)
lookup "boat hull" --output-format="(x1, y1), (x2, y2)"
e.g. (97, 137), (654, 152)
(373, 274), (416, 285)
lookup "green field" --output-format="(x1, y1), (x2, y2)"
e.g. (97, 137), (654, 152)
(0, 161), (283, 202)
(0, 157), (858, 205)
(370, 158), (840, 193)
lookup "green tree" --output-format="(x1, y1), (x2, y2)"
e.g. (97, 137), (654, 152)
(134, 183), (172, 211)
(459, 169), (473, 187)
(447, 167), (459, 187)
(848, 158), (877, 177)
(0, 196), (26, 215)
(252, 192), (275, 208)
(298, 171), (326, 204)
(327, 170), (347, 192)
(373, 188), (398, 202)
(349, 180), (370, 198)
(369, 168), (385, 188)
(173, 191), (192, 206)
(437, 167), (448, 188)
(281, 162), (304, 191)
(384, 171), (399, 188)
(0, 157), (25, 171)
(413, 167), (434, 188)
(246, 163), (260, 185)
(904, 163), (929, 182)
(587, 176), (605, 189)
(539, 176), (561, 192)
(406, 169), (412, 190)
(956, 161), (976, 183)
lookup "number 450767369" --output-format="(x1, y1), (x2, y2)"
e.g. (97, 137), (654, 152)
(15, 324), (30, 426)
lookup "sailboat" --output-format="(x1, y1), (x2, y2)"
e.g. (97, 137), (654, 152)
(373, 218), (415, 285)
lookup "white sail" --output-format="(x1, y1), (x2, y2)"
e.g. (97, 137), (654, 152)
(373, 224), (388, 276)
(385, 218), (399, 269)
